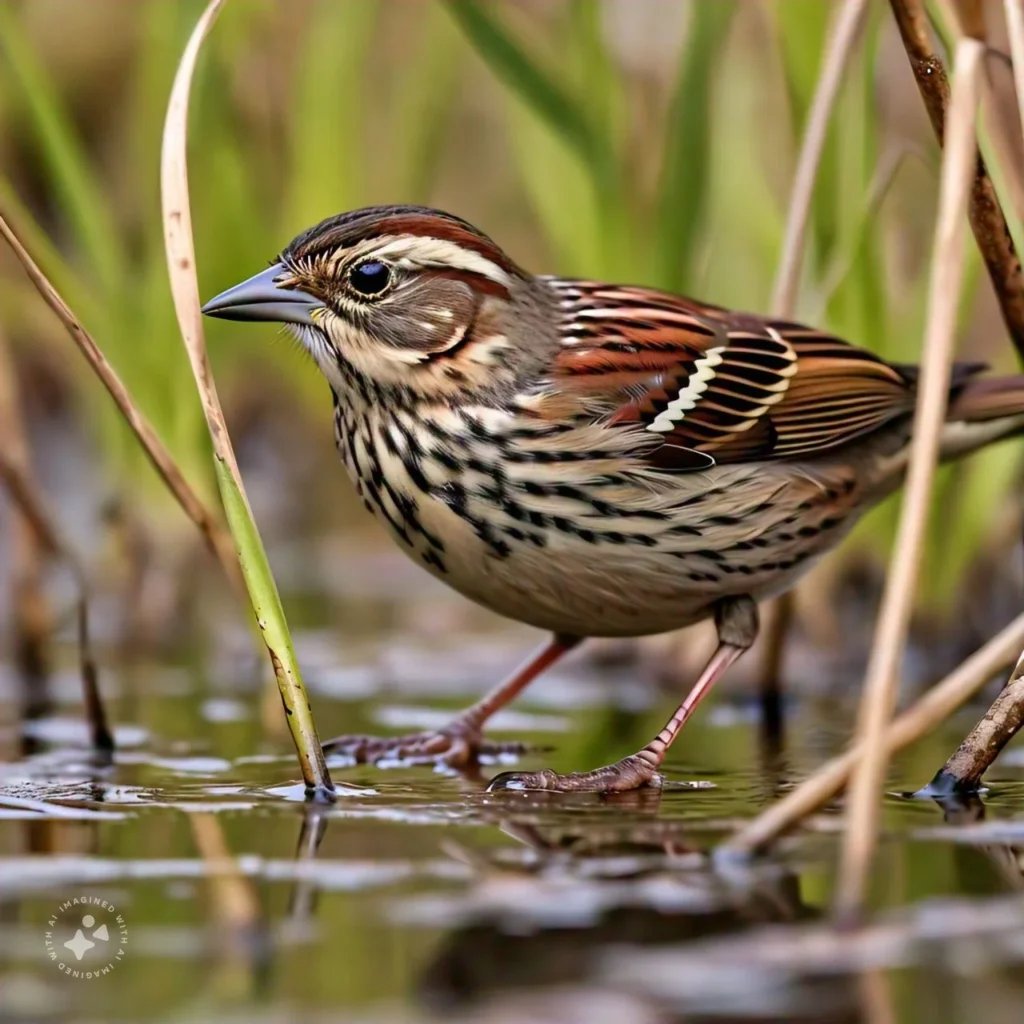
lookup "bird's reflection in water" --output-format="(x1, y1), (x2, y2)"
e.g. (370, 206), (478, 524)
(415, 816), (863, 1024)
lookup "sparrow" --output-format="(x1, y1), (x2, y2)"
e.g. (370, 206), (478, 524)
(202, 205), (1024, 793)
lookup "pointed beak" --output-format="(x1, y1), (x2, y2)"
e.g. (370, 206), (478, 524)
(201, 263), (320, 325)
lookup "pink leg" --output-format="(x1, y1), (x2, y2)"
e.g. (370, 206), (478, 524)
(488, 597), (758, 793)
(325, 634), (580, 768)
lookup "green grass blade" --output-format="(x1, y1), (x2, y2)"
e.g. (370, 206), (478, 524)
(213, 458), (331, 793)
(656, 0), (737, 292)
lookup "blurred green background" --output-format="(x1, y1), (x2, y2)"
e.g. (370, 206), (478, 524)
(1, 0), (1022, 664)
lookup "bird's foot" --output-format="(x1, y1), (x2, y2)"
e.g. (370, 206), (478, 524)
(487, 752), (662, 793)
(323, 724), (527, 769)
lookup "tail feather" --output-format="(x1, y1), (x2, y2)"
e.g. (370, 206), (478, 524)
(947, 373), (1024, 422)
(939, 373), (1024, 460)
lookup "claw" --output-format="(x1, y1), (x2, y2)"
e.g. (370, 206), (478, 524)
(487, 753), (663, 794)
(323, 729), (529, 769)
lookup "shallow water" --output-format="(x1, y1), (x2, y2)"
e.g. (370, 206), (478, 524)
(2, 601), (1024, 1023)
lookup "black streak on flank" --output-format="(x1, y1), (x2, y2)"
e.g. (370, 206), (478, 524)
(422, 549), (447, 573)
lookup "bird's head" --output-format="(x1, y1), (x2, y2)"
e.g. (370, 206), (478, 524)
(202, 205), (549, 401)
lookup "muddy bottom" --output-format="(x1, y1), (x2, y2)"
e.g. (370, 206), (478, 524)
(1, 610), (1024, 1023)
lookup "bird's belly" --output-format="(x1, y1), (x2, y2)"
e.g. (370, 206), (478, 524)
(371, 490), (860, 639)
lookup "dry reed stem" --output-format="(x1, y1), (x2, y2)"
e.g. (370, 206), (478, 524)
(832, 37), (984, 926)
(759, 0), (869, 723)
(721, 605), (1024, 858)
(162, 0), (333, 795)
(770, 0), (870, 316)
(0, 212), (245, 601)
(890, 0), (1024, 360)
(0, 445), (113, 755)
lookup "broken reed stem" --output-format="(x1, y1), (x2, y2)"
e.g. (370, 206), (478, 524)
(0, 449), (113, 755)
(770, 0), (870, 316)
(721, 605), (1024, 858)
(832, 37), (984, 926)
(0, 211), (246, 602)
(929, 651), (1024, 791)
(759, 0), (870, 722)
(161, 0), (333, 796)
(889, 0), (1024, 361)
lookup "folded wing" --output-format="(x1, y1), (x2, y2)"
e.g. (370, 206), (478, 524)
(546, 280), (918, 469)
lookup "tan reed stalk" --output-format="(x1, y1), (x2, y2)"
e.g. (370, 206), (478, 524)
(832, 37), (985, 926)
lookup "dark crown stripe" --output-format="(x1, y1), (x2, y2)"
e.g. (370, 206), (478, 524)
(284, 205), (523, 277)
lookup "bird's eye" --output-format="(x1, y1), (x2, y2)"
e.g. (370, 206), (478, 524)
(348, 260), (391, 296)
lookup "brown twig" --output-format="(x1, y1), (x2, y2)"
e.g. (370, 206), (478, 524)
(833, 37), (984, 926)
(0, 445), (113, 756)
(928, 651), (1024, 792)
(720, 608), (1024, 860)
(0, 212), (246, 601)
(889, 0), (1024, 361)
